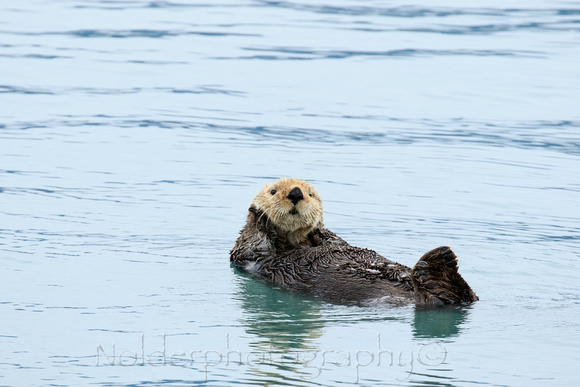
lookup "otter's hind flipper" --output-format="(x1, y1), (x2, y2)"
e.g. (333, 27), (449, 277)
(412, 246), (478, 306)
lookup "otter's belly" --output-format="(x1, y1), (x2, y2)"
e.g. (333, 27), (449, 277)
(255, 245), (415, 305)
(302, 270), (414, 305)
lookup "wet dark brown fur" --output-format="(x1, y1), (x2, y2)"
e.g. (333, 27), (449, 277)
(230, 178), (478, 306)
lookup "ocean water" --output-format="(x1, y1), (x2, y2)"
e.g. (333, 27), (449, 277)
(1, 0), (580, 386)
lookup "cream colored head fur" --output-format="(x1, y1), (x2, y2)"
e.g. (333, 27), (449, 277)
(251, 177), (323, 234)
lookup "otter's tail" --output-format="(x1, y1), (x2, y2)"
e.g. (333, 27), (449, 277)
(412, 246), (478, 306)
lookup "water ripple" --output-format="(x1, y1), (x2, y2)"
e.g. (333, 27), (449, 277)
(0, 29), (260, 38)
(230, 47), (545, 60)
(73, 1), (247, 10)
(256, 2), (580, 19)
(401, 21), (580, 35)
(4, 118), (578, 155)
(0, 85), (245, 96)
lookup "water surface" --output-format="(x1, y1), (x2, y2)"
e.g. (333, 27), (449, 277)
(1, 0), (580, 386)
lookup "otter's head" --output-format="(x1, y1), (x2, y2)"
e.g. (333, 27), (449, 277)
(251, 177), (323, 234)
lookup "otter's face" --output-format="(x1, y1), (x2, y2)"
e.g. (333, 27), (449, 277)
(251, 178), (323, 233)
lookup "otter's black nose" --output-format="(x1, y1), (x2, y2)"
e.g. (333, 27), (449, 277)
(287, 187), (304, 205)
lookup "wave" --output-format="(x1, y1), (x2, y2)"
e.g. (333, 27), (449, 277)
(3, 117), (579, 155)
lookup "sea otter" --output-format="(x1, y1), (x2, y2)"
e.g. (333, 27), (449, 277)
(230, 178), (478, 306)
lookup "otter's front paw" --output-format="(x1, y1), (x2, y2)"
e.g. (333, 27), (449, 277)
(256, 216), (277, 241)
(307, 230), (323, 246)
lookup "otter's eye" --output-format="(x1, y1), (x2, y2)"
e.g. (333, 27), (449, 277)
(270, 189), (277, 195)
(309, 193), (313, 197)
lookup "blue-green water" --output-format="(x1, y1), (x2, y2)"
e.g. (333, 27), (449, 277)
(1, 1), (580, 386)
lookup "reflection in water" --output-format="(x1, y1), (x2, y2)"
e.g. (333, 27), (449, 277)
(236, 268), (472, 344)
(234, 269), (325, 351)
(233, 270), (326, 383)
(234, 268), (473, 384)
(412, 306), (471, 339)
